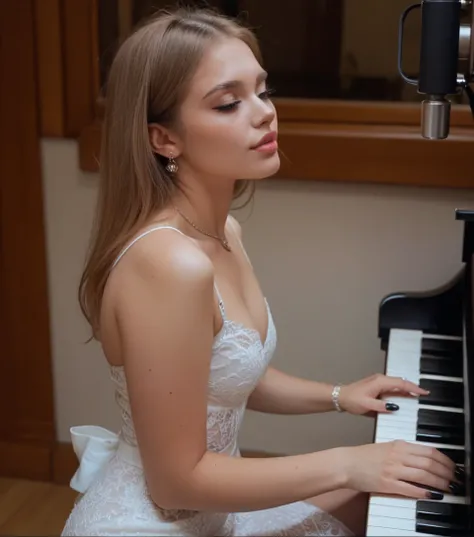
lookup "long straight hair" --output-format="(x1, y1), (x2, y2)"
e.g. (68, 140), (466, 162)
(79, 7), (261, 338)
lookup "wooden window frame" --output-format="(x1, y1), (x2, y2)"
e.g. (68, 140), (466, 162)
(34, 0), (474, 188)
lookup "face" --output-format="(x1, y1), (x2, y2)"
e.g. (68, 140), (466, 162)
(162, 37), (280, 183)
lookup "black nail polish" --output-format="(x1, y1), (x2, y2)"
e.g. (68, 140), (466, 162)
(385, 402), (399, 411)
(427, 490), (444, 500)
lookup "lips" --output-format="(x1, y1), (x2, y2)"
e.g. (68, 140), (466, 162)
(252, 131), (277, 149)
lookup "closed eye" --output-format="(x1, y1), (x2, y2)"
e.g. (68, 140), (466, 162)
(213, 87), (276, 113)
(259, 87), (276, 100)
(214, 100), (241, 112)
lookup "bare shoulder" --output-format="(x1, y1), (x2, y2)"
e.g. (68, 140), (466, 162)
(112, 227), (214, 294)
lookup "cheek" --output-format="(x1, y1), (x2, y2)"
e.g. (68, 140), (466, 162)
(185, 117), (246, 158)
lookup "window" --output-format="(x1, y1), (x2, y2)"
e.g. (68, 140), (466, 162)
(97, 0), (467, 104)
(34, 0), (474, 187)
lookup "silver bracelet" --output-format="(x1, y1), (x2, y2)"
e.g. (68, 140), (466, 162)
(331, 384), (344, 412)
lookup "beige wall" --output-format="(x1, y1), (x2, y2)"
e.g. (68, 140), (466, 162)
(40, 139), (474, 455)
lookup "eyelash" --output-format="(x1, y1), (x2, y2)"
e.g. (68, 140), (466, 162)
(214, 87), (276, 113)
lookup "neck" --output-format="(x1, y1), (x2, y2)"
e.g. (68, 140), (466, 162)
(171, 174), (235, 239)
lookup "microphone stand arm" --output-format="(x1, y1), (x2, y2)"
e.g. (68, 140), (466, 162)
(399, 0), (474, 139)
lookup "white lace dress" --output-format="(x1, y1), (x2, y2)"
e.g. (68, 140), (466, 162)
(61, 227), (353, 537)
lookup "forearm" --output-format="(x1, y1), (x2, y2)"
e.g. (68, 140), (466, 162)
(158, 447), (348, 513)
(246, 367), (336, 414)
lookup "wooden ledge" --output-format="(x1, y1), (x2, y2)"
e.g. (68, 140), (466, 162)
(79, 117), (474, 188)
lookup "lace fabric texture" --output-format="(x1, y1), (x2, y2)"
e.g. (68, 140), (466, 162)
(65, 454), (352, 537)
(61, 225), (354, 536)
(62, 301), (353, 536)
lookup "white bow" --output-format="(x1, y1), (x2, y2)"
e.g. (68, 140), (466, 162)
(69, 425), (119, 493)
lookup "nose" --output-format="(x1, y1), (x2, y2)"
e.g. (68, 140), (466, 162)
(251, 96), (275, 128)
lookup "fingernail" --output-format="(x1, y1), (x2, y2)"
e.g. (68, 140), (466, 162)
(427, 490), (444, 500)
(385, 402), (399, 411)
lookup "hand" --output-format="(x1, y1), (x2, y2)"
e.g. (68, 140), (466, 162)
(338, 373), (429, 416)
(344, 440), (461, 499)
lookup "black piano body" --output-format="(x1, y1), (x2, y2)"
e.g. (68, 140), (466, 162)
(371, 208), (473, 536)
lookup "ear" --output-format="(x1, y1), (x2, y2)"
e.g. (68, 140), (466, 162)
(148, 123), (181, 158)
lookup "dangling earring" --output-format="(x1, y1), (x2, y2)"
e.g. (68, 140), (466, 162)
(166, 153), (178, 173)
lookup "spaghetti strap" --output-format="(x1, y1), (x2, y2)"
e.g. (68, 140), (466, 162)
(112, 226), (186, 269)
(214, 283), (226, 319)
(111, 225), (226, 318)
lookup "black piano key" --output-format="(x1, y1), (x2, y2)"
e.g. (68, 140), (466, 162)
(416, 517), (467, 536)
(455, 465), (465, 480)
(416, 426), (464, 446)
(449, 481), (466, 496)
(437, 447), (465, 465)
(421, 337), (463, 359)
(420, 355), (463, 377)
(419, 379), (464, 408)
(416, 500), (469, 523)
(417, 408), (464, 431)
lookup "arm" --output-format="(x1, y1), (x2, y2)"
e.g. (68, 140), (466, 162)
(113, 233), (348, 513)
(247, 367), (337, 414)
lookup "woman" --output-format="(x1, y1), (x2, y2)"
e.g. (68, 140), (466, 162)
(62, 6), (460, 536)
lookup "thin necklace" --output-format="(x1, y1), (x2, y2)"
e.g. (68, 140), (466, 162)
(174, 206), (231, 252)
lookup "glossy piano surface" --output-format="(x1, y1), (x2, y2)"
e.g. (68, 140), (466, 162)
(368, 209), (473, 537)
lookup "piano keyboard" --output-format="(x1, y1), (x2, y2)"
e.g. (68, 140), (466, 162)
(366, 328), (468, 537)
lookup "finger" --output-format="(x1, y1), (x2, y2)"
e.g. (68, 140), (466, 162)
(386, 479), (442, 500)
(376, 389), (415, 399)
(404, 454), (456, 484)
(364, 398), (400, 413)
(430, 448), (459, 474)
(397, 465), (451, 493)
(405, 443), (457, 474)
(380, 376), (430, 396)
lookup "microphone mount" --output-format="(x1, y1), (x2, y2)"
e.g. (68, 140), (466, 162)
(398, 0), (474, 139)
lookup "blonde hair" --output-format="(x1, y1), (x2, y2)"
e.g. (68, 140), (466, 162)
(79, 7), (261, 338)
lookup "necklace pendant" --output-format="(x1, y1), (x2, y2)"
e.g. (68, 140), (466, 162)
(222, 238), (231, 252)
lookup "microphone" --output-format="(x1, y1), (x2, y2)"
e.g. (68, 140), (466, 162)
(398, 0), (474, 139)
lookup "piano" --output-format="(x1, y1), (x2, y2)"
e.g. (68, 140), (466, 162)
(366, 208), (473, 537)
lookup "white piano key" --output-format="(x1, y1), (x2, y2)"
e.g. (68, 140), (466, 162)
(377, 418), (417, 428)
(376, 425), (417, 440)
(370, 494), (467, 508)
(367, 328), (467, 537)
(369, 503), (415, 518)
(375, 428), (415, 441)
(375, 435), (465, 451)
(366, 527), (437, 537)
(422, 333), (463, 341)
(390, 328), (423, 341)
(416, 404), (464, 414)
(386, 370), (463, 384)
(420, 374), (463, 383)
(367, 495), (467, 537)
(369, 496), (468, 519)
(367, 527), (437, 537)
(368, 515), (422, 531)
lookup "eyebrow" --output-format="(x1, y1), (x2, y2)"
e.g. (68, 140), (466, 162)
(203, 70), (268, 99)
